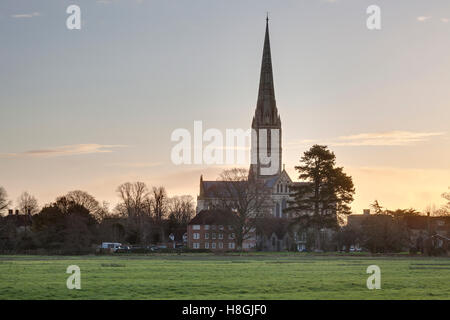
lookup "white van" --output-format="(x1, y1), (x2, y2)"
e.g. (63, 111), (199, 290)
(101, 242), (122, 251)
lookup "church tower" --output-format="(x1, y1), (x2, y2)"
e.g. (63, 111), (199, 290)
(251, 17), (282, 180)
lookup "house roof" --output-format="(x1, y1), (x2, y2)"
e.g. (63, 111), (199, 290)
(188, 209), (238, 225)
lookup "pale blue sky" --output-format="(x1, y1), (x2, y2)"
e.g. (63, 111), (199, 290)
(1, 0), (449, 213)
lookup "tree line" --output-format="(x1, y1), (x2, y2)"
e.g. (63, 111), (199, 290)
(0, 183), (195, 254)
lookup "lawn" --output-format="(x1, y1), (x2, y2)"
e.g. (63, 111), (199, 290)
(0, 253), (449, 300)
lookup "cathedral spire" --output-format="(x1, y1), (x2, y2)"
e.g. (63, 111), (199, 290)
(253, 16), (280, 127)
(250, 17), (282, 179)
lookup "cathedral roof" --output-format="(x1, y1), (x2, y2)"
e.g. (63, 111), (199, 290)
(199, 180), (247, 199)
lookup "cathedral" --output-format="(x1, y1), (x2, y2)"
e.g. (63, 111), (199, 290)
(197, 18), (297, 221)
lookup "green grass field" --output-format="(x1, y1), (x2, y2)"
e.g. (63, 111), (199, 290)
(0, 253), (449, 300)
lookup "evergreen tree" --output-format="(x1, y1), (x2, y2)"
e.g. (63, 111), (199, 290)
(288, 145), (355, 250)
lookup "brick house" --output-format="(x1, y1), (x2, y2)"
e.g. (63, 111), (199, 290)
(187, 209), (256, 251)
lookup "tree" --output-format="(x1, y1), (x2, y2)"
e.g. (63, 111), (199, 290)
(151, 186), (168, 221)
(116, 182), (149, 218)
(0, 187), (11, 215)
(386, 208), (421, 218)
(167, 195), (195, 228)
(370, 200), (384, 215)
(439, 188), (450, 216)
(150, 186), (169, 243)
(57, 190), (105, 221)
(288, 145), (355, 251)
(116, 182), (152, 244)
(17, 192), (39, 215)
(360, 215), (409, 253)
(213, 168), (272, 250)
(32, 199), (97, 253)
(371, 200), (423, 217)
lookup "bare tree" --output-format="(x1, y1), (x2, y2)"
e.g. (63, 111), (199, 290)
(168, 195), (195, 226)
(116, 182), (152, 244)
(151, 186), (168, 221)
(116, 182), (149, 217)
(17, 192), (39, 215)
(150, 186), (169, 243)
(213, 168), (272, 250)
(442, 188), (450, 215)
(0, 187), (11, 215)
(57, 190), (104, 220)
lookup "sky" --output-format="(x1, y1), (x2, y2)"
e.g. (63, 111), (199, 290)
(1, 0), (449, 214)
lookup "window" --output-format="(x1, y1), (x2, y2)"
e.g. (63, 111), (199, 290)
(219, 225), (224, 230)
(218, 242), (223, 249)
(193, 243), (200, 249)
(205, 225), (210, 230)
(212, 242), (216, 249)
(193, 233), (200, 240)
(228, 225), (233, 230)
(229, 233), (235, 239)
(204, 242), (209, 249)
(212, 225), (216, 230)
(219, 233), (223, 239)
(205, 233), (209, 239)
(192, 225), (200, 230)
(282, 199), (287, 218)
(228, 242), (235, 249)
(212, 233), (216, 239)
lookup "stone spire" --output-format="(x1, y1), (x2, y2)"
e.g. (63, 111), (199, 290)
(252, 16), (281, 128)
(250, 17), (282, 179)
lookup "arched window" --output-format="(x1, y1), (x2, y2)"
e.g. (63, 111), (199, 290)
(281, 199), (287, 218)
(276, 202), (281, 218)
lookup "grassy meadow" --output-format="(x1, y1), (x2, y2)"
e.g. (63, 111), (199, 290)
(0, 253), (449, 300)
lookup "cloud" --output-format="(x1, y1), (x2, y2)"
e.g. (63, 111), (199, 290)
(331, 131), (445, 146)
(286, 131), (445, 148)
(1, 144), (126, 158)
(441, 18), (449, 23)
(417, 16), (431, 22)
(11, 12), (40, 19)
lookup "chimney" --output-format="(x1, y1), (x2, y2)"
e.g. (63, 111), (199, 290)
(15, 209), (19, 215)
(8, 209), (13, 215)
(363, 209), (370, 215)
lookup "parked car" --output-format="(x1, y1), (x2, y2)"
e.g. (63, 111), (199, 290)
(115, 245), (131, 253)
(129, 246), (148, 253)
(349, 246), (362, 252)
